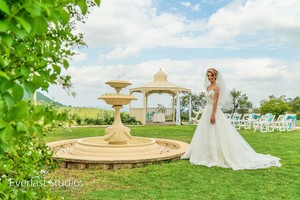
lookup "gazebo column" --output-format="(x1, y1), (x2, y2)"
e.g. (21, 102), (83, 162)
(146, 93), (149, 123)
(172, 94), (175, 123)
(176, 92), (181, 125)
(189, 93), (192, 124)
(129, 92), (132, 111)
(142, 90), (147, 125)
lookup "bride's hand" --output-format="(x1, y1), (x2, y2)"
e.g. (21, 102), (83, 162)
(210, 114), (216, 124)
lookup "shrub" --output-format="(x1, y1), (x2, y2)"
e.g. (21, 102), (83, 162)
(121, 112), (142, 125)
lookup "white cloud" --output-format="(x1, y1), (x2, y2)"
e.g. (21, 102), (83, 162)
(192, 4), (200, 11)
(77, 0), (207, 58)
(76, 0), (300, 59)
(181, 2), (192, 8)
(200, 0), (226, 4)
(104, 47), (140, 59)
(71, 52), (88, 62)
(181, 2), (200, 11)
(206, 0), (300, 47)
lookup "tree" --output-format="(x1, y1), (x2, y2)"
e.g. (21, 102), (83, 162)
(287, 96), (300, 119)
(260, 95), (291, 117)
(230, 88), (253, 114)
(288, 96), (300, 113)
(0, 0), (100, 199)
(179, 92), (205, 120)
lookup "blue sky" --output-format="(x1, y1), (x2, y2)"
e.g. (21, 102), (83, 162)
(46, 0), (300, 109)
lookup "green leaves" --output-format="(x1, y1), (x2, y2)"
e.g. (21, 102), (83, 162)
(60, 8), (70, 25)
(0, 0), (11, 15)
(94, 0), (101, 6)
(0, 126), (15, 143)
(16, 121), (28, 133)
(6, 101), (29, 121)
(23, 81), (39, 96)
(0, 21), (10, 32)
(0, 120), (15, 143)
(32, 17), (48, 34)
(260, 96), (291, 117)
(12, 84), (24, 102)
(3, 93), (14, 110)
(78, 0), (88, 14)
(15, 16), (32, 33)
(0, 71), (10, 80)
(63, 59), (69, 68)
(1, 34), (13, 48)
(24, 2), (43, 16)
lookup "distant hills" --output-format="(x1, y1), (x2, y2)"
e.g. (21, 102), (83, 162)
(36, 92), (65, 106)
(24, 91), (65, 107)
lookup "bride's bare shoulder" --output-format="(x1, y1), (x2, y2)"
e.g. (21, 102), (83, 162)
(214, 84), (220, 93)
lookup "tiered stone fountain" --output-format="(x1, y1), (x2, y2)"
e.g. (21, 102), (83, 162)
(47, 80), (189, 170)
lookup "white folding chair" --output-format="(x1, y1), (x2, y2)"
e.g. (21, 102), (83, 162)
(250, 113), (261, 129)
(225, 113), (232, 119)
(240, 114), (252, 129)
(285, 118), (293, 131)
(273, 115), (289, 132)
(231, 113), (242, 130)
(253, 114), (275, 132)
(191, 109), (203, 124)
(285, 114), (296, 131)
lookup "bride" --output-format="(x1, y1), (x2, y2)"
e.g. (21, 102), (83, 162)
(181, 68), (281, 170)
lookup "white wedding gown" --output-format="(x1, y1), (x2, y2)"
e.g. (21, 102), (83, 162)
(181, 90), (281, 170)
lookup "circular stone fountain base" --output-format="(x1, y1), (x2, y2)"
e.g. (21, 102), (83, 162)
(72, 137), (160, 158)
(47, 137), (189, 170)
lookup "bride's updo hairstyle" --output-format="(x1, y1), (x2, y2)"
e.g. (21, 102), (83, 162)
(207, 68), (218, 80)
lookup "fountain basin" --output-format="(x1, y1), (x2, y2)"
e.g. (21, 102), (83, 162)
(98, 94), (137, 105)
(105, 80), (131, 94)
(47, 136), (189, 170)
(72, 137), (160, 157)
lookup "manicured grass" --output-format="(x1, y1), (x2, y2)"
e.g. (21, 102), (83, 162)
(46, 126), (300, 200)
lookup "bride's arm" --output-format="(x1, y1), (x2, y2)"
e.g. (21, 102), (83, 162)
(210, 86), (220, 124)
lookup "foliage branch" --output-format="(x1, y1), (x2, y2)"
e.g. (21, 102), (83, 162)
(0, 0), (100, 199)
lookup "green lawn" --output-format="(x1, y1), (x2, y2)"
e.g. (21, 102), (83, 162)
(46, 126), (300, 200)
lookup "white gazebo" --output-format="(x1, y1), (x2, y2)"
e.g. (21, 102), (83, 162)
(129, 69), (192, 125)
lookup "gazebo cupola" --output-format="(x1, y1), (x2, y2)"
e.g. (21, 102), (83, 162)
(154, 69), (167, 82)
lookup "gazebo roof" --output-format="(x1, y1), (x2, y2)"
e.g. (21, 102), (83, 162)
(129, 69), (191, 95)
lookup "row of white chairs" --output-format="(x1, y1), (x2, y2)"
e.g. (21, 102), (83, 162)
(225, 113), (296, 132)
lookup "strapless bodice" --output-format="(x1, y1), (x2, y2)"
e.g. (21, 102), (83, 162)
(205, 90), (215, 105)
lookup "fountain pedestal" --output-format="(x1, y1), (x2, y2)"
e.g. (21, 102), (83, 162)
(104, 105), (131, 144)
(98, 80), (137, 144)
